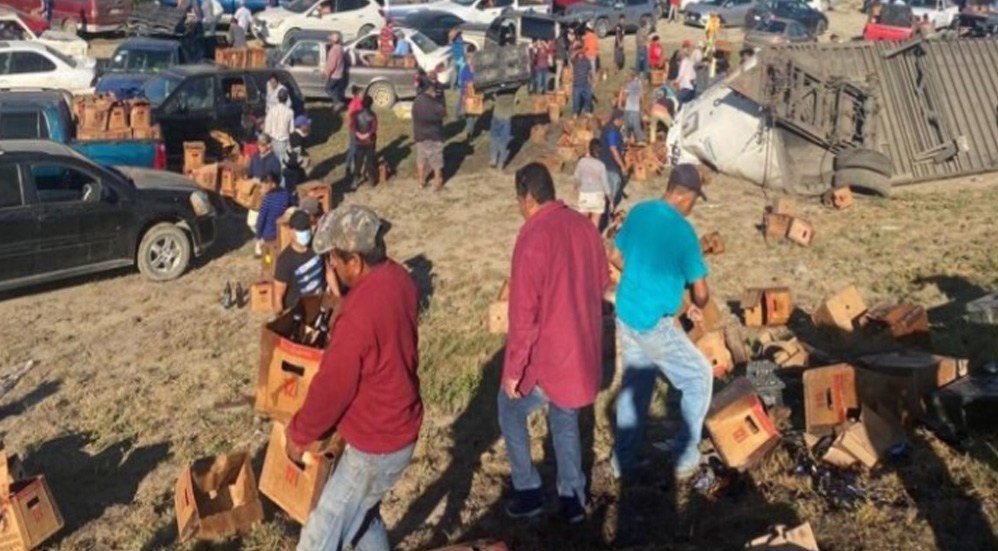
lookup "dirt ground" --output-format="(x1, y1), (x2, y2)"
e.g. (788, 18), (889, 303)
(2, 7), (998, 551)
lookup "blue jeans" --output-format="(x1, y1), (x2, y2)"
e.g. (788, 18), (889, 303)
(607, 170), (622, 207)
(572, 87), (593, 117)
(532, 68), (550, 94)
(612, 316), (713, 476)
(298, 443), (415, 551)
(624, 110), (646, 143)
(498, 387), (586, 506)
(636, 50), (649, 77)
(489, 116), (512, 167)
(326, 78), (346, 106)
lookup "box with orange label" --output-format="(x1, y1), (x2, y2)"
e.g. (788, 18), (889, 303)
(705, 377), (781, 471)
(259, 422), (344, 524)
(0, 476), (64, 551)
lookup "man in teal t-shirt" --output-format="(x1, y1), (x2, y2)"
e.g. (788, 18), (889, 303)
(609, 163), (713, 481)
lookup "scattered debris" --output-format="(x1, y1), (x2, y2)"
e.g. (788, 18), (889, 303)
(865, 304), (929, 344)
(803, 364), (858, 435)
(822, 187), (854, 210)
(764, 337), (810, 368)
(700, 231), (725, 255)
(705, 378), (781, 471)
(763, 212), (793, 243)
(741, 287), (793, 327)
(787, 218), (815, 247)
(747, 361), (787, 408)
(812, 285), (868, 332)
(175, 452), (263, 542)
(746, 522), (820, 550)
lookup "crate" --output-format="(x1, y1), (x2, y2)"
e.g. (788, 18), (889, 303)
(246, 47), (266, 69)
(183, 141), (206, 173)
(129, 100), (152, 129)
(464, 93), (484, 116)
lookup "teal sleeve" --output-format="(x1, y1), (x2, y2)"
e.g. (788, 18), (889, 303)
(614, 217), (631, 256)
(683, 228), (708, 284)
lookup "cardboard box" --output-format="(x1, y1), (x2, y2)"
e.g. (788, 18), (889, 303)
(464, 93), (484, 116)
(131, 125), (161, 140)
(747, 522), (819, 550)
(835, 407), (906, 468)
(488, 280), (510, 334)
(107, 104), (128, 130)
(650, 70), (666, 86)
(705, 377), (780, 470)
(175, 452), (264, 542)
(0, 448), (25, 488)
(529, 124), (548, 144)
(0, 476), (63, 551)
(129, 100), (151, 129)
(802, 364), (858, 435)
(767, 337), (809, 368)
(699, 231), (724, 255)
(219, 162), (246, 198)
(865, 303), (929, 341)
(548, 101), (561, 123)
(681, 295), (724, 343)
(255, 295), (338, 422)
(532, 95), (549, 114)
(740, 287), (792, 327)
(184, 141), (206, 173)
(259, 423), (343, 524)
(858, 350), (967, 403)
(81, 103), (109, 131)
(234, 178), (261, 210)
(697, 330), (734, 379)
(763, 212), (792, 241)
(246, 47), (267, 69)
(250, 281), (277, 314)
(215, 48), (246, 68)
(725, 325), (751, 366)
(813, 285), (868, 332)
(189, 163), (219, 193)
(276, 208), (296, 253)
(787, 218), (815, 246)
(296, 181), (333, 215)
(823, 186), (853, 209)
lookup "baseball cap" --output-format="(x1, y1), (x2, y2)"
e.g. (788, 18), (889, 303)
(290, 210), (311, 231)
(668, 164), (708, 201)
(312, 204), (383, 256)
(294, 115), (312, 128)
(682, 39), (692, 48)
(299, 196), (322, 217)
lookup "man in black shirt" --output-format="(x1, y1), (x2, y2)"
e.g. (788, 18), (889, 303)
(412, 85), (447, 191)
(284, 115), (311, 189)
(274, 210), (329, 311)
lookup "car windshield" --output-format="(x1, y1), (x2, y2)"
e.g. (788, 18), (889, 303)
(108, 48), (174, 72)
(408, 31), (437, 53)
(142, 74), (182, 106)
(284, 0), (316, 13)
(757, 19), (787, 32)
(44, 45), (76, 67)
(451, 0), (477, 6)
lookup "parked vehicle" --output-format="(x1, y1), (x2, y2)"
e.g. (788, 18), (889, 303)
(863, 3), (915, 41)
(745, 0), (827, 35)
(0, 7), (88, 58)
(251, 0), (385, 48)
(141, 65), (304, 157)
(563, 0), (659, 38)
(907, 0), (957, 31)
(0, 41), (96, 94)
(952, 11), (998, 37)
(0, 140), (217, 290)
(743, 17), (815, 48)
(350, 26), (453, 81)
(420, 0), (550, 25)
(158, 0), (270, 19)
(1, 0), (131, 33)
(0, 90), (166, 169)
(398, 10), (467, 46)
(0, 5), (47, 34)
(96, 38), (204, 100)
(685, 0), (762, 28)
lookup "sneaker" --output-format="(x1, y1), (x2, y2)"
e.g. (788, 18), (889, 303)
(559, 495), (585, 524)
(504, 488), (544, 519)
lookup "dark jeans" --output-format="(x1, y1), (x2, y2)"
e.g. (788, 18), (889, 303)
(533, 67), (550, 93)
(353, 143), (377, 186)
(573, 87), (593, 116)
(636, 50), (649, 77)
(326, 78), (346, 107)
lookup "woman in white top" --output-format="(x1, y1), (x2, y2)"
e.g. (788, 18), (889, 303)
(574, 138), (613, 228)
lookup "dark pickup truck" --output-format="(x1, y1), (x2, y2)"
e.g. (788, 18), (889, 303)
(0, 90), (166, 170)
(0, 140), (217, 291)
(96, 37), (205, 100)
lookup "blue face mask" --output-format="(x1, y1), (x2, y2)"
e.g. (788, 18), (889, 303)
(295, 230), (312, 246)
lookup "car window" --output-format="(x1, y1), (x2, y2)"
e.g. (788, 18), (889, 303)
(493, 0), (515, 8)
(9, 51), (55, 74)
(166, 75), (216, 112)
(109, 48), (175, 72)
(0, 111), (47, 139)
(30, 164), (100, 204)
(335, 0), (363, 11)
(759, 19), (787, 32)
(287, 41), (321, 66)
(142, 73), (183, 106)
(0, 52), (9, 74)
(0, 21), (28, 41)
(355, 34), (378, 51)
(0, 163), (22, 209)
(409, 32), (438, 54)
(789, 21), (805, 35)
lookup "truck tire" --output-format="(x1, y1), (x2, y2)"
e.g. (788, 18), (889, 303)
(834, 148), (892, 176)
(833, 167), (892, 197)
(366, 81), (396, 110)
(595, 17), (610, 38)
(137, 223), (192, 282)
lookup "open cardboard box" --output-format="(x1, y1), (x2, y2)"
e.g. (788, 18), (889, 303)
(259, 422), (345, 524)
(705, 378), (781, 471)
(175, 452), (263, 542)
(803, 364), (859, 435)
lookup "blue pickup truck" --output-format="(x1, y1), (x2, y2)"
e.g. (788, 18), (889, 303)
(0, 91), (166, 170)
(96, 38), (205, 100)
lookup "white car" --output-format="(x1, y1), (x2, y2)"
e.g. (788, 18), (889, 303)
(0, 10), (89, 59)
(391, 0), (549, 25)
(0, 42), (96, 94)
(252, 0), (385, 48)
(348, 26), (454, 82)
(908, 0), (958, 30)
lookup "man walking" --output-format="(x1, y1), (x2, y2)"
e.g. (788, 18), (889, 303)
(324, 32), (346, 109)
(613, 15), (626, 72)
(274, 210), (328, 311)
(675, 43), (697, 106)
(264, 88), (295, 169)
(284, 115), (312, 189)
(600, 110), (627, 206)
(489, 90), (516, 170)
(412, 84), (446, 191)
(635, 19), (650, 78)
(619, 71), (646, 144)
(499, 163), (609, 523)
(350, 95), (379, 189)
(571, 47), (593, 118)
(608, 164), (713, 482)
(287, 205), (423, 551)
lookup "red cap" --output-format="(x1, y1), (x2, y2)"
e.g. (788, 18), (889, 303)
(682, 39), (692, 48)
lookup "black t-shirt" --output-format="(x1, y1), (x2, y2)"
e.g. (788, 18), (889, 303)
(275, 246), (326, 310)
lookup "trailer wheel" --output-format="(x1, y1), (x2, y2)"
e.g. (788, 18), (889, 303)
(833, 167), (892, 197)
(834, 148), (893, 176)
(366, 82), (396, 110)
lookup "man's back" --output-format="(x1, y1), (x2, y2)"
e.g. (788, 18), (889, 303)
(412, 92), (444, 142)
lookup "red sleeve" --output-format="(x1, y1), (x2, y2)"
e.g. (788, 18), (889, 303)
(288, 315), (367, 447)
(502, 231), (544, 382)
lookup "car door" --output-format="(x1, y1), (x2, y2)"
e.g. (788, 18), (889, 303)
(481, 0), (513, 22)
(220, 73), (263, 134)
(727, 0), (753, 23)
(7, 50), (58, 89)
(350, 31), (380, 65)
(156, 74), (217, 154)
(624, 0), (646, 25)
(282, 40), (325, 98)
(0, 161), (36, 284)
(24, 160), (131, 274)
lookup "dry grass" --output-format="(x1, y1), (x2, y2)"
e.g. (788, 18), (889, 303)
(0, 9), (996, 551)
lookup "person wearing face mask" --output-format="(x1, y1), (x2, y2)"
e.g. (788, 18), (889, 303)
(274, 210), (329, 311)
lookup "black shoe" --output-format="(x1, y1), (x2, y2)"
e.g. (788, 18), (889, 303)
(504, 488), (544, 519)
(559, 495), (585, 524)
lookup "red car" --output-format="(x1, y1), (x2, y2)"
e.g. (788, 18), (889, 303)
(863, 2), (916, 41)
(0, 0), (131, 33)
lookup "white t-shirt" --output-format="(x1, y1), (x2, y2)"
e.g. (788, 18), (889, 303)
(235, 6), (252, 31)
(677, 57), (696, 91)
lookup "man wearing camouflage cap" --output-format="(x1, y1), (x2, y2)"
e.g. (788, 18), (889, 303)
(285, 205), (423, 551)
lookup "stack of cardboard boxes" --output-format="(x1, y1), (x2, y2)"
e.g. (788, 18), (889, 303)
(0, 444), (63, 550)
(214, 47), (267, 69)
(73, 95), (160, 141)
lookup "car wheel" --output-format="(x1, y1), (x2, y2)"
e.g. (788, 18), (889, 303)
(834, 148), (893, 176)
(137, 223), (191, 282)
(815, 18), (827, 35)
(366, 81), (396, 109)
(359, 24), (375, 38)
(833, 168), (892, 197)
(595, 17), (610, 38)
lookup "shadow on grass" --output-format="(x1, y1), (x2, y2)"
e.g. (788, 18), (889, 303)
(403, 254), (435, 314)
(0, 380), (61, 419)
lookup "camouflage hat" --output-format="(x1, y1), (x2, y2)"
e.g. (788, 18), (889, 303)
(312, 204), (382, 256)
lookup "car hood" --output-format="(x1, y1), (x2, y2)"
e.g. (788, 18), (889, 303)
(96, 73), (154, 98)
(118, 167), (200, 193)
(254, 7), (294, 24)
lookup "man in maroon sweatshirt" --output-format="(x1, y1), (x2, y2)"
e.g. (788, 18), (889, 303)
(285, 204), (422, 551)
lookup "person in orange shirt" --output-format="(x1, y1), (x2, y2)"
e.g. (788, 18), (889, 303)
(582, 22), (599, 79)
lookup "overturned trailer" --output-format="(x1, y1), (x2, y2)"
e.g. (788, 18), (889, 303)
(669, 38), (998, 195)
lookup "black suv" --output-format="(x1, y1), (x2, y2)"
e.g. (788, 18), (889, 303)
(0, 140), (217, 292)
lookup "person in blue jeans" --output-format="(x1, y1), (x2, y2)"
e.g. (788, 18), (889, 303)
(489, 90), (516, 169)
(570, 48), (593, 117)
(607, 164), (713, 482)
(600, 110), (627, 206)
(455, 59), (477, 139)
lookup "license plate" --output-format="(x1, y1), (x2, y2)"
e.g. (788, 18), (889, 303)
(110, 8), (122, 14)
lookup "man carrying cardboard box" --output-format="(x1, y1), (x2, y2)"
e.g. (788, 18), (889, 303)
(285, 205), (422, 551)
(608, 164), (713, 481)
